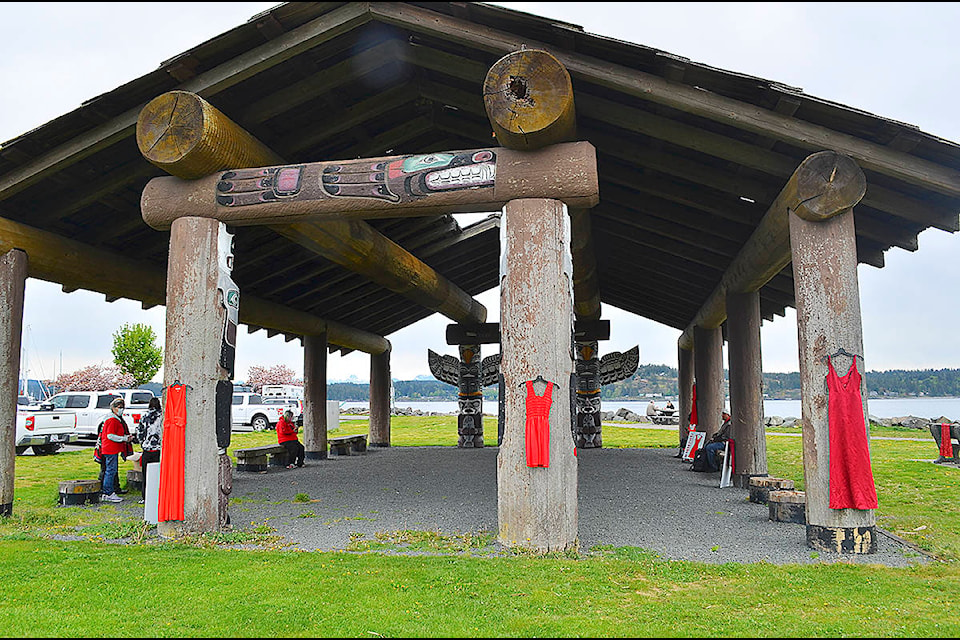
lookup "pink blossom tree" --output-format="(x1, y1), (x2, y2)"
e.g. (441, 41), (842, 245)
(245, 364), (301, 392)
(54, 364), (136, 392)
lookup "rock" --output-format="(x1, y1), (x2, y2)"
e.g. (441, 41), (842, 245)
(766, 416), (784, 427)
(622, 410), (642, 422)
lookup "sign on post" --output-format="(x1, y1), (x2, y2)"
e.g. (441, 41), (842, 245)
(682, 431), (706, 461)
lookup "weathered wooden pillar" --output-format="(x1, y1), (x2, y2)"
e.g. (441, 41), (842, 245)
(303, 332), (328, 460)
(369, 350), (391, 447)
(573, 340), (602, 448)
(790, 190), (876, 553)
(726, 290), (767, 487)
(0, 250), (26, 517)
(498, 198), (578, 552)
(693, 325), (724, 438)
(457, 344), (484, 448)
(159, 217), (224, 536)
(678, 345), (694, 445)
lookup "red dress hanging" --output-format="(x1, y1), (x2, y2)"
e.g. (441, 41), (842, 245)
(159, 383), (187, 522)
(940, 424), (954, 458)
(826, 357), (878, 510)
(525, 380), (553, 468)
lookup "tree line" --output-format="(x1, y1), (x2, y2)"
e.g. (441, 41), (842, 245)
(325, 365), (960, 401)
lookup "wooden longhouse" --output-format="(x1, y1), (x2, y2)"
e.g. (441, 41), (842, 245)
(1, 2), (959, 553)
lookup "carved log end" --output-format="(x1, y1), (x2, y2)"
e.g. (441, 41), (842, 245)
(483, 49), (576, 151)
(137, 91), (282, 180)
(791, 151), (866, 222)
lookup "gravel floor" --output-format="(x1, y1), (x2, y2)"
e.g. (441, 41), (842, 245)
(230, 445), (930, 566)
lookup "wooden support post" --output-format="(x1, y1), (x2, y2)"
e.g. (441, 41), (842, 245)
(726, 290), (767, 487)
(678, 345), (694, 447)
(457, 344), (484, 448)
(159, 217), (224, 536)
(498, 198), (577, 552)
(694, 325), (724, 439)
(369, 350), (391, 448)
(573, 341), (602, 448)
(790, 204), (877, 553)
(303, 332), (328, 460)
(0, 250), (26, 517)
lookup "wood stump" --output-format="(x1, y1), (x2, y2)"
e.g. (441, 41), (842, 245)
(126, 469), (144, 493)
(748, 476), (795, 504)
(58, 479), (101, 506)
(768, 490), (806, 524)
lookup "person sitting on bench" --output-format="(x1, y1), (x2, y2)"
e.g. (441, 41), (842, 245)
(276, 409), (305, 469)
(702, 412), (732, 472)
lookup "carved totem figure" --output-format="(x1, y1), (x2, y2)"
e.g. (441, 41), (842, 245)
(428, 348), (501, 448)
(573, 344), (640, 448)
(216, 224), (239, 380)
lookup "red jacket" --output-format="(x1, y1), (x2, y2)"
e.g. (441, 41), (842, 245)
(276, 417), (299, 444)
(100, 416), (129, 455)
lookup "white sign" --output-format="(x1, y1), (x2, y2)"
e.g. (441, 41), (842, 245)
(719, 440), (733, 488)
(682, 431), (706, 461)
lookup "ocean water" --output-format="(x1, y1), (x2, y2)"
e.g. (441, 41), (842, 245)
(342, 396), (960, 420)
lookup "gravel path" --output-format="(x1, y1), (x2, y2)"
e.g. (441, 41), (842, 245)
(230, 445), (930, 566)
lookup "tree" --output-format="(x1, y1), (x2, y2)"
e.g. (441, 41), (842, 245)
(54, 364), (135, 392)
(111, 323), (163, 387)
(246, 364), (300, 392)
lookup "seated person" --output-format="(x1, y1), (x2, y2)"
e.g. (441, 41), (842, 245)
(276, 409), (305, 469)
(665, 400), (675, 412)
(646, 400), (658, 416)
(702, 412), (732, 472)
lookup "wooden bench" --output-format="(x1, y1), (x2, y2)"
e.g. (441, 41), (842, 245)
(329, 434), (367, 456)
(234, 445), (290, 472)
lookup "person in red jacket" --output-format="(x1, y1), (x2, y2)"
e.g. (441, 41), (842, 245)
(101, 397), (134, 502)
(276, 409), (304, 468)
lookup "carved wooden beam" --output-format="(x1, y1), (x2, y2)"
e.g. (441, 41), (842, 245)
(678, 151), (866, 348)
(140, 141), (598, 228)
(137, 91), (487, 324)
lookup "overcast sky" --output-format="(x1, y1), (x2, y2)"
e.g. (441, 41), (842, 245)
(3, 2), (959, 384)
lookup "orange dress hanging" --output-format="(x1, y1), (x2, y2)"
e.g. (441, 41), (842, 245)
(158, 382), (187, 522)
(525, 380), (553, 468)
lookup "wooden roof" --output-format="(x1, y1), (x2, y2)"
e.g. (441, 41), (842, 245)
(1, 2), (958, 350)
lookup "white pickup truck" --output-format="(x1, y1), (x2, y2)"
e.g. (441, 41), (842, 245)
(232, 392), (295, 432)
(45, 391), (123, 440)
(15, 410), (79, 455)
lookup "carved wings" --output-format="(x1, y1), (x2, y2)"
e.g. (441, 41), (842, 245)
(481, 353), (501, 387)
(427, 349), (460, 387)
(599, 345), (639, 385)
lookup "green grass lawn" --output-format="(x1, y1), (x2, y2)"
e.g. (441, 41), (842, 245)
(0, 415), (957, 638)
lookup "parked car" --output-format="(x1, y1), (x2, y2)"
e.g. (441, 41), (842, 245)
(15, 409), (79, 455)
(232, 392), (296, 432)
(45, 391), (122, 440)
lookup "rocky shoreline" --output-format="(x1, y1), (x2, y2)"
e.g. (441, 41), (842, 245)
(342, 405), (956, 428)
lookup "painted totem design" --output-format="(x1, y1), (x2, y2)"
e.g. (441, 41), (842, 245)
(574, 341), (602, 448)
(573, 343), (640, 448)
(428, 349), (501, 448)
(216, 224), (239, 380)
(214, 149), (497, 207)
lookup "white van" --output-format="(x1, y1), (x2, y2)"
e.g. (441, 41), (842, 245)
(261, 384), (304, 401)
(106, 389), (157, 427)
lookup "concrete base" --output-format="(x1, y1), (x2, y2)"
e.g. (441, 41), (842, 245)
(0, 502), (11, 516)
(807, 524), (877, 554)
(305, 451), (327, 460)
